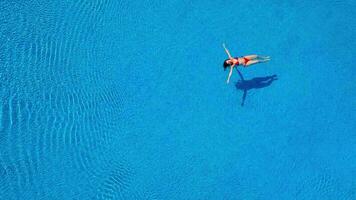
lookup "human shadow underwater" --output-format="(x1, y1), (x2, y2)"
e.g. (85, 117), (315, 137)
(235, 69), (278, 106)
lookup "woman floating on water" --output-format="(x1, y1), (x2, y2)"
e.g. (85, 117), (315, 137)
(223, 43), (270, 84)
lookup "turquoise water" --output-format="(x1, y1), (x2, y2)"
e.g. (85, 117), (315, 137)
(1, 0), (355, 199)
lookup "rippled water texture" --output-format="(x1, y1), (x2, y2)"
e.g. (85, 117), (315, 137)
(1, 0), (355, 199)
(0, 0), (142, 199)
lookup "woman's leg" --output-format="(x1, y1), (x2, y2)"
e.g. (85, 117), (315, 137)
(244, 55), (270, 60)
(259, 58), (270, 62)
(258, 55), (270, 59)
(245, 59), (269, 66)
(244, 55), (258, 59)
(244, 60), (259, 66)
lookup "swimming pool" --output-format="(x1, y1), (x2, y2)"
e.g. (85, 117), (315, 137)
(0, 0), (355, 199)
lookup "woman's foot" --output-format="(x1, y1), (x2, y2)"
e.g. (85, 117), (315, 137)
(259, 58), (270, 63)
(258, 56), (270, 59)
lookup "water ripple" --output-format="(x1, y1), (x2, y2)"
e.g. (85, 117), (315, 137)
(0, 0), (133, 198)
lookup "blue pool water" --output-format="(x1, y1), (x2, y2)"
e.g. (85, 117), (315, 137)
(0, 0), (355, 199)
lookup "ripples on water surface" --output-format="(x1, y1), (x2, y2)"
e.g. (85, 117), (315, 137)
(0, 0), (152, 199)
(1, 0), (355, 199)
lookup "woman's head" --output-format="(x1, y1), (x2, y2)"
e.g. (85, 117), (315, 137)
(223, 59), (232, 71)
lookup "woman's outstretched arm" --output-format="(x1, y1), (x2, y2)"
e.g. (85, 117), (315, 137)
(222, 43), (233, 59)
(226, 64), (235, 83)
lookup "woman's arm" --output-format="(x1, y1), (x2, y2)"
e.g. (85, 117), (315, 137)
(222, 43), (233, 59)
(226, 64), (235, 83)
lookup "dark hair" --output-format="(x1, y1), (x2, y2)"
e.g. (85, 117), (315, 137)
(223, 59), (230, 71)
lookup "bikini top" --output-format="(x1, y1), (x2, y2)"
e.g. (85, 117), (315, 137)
(234, 57), (240, 65)
(235, 57), (240, 65)
(235, 57), (249, 66)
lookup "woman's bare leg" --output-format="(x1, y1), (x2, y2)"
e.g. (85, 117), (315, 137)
(258, 55), (270, 59)
(244, 55), (258, 59)
(245, 59), (269, 66)
(244, 60), (259, 66)
(244, 55), (270, 60)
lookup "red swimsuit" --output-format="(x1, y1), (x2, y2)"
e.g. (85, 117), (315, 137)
(243, 57), (250, 65)
(235, 57), (250, 66)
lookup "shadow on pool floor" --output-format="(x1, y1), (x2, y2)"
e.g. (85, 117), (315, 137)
(235, 69), (278, 106)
